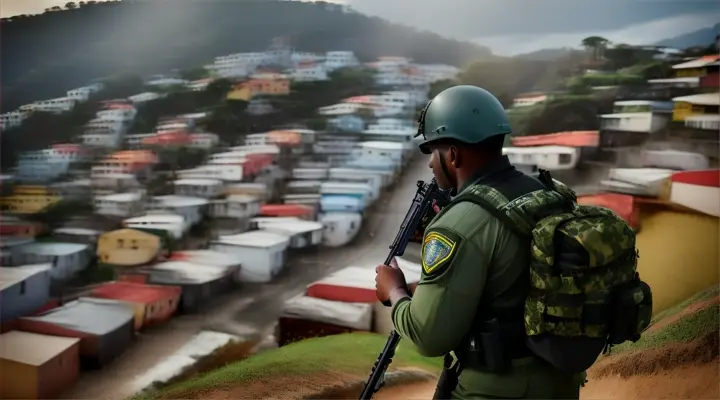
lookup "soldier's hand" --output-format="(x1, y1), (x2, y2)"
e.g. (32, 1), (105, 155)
(375, 258), (407, 303)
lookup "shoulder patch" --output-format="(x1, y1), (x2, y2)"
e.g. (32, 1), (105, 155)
(421, 228), (460, 276)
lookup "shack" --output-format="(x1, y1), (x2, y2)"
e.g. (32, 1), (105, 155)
(0, 331), (80, 399)
(250, 218), (324, 249)
(211, 230), (290, 283)
(0, 264), (52, 326)
(89, 281), (182, 330)
(18, 297), (135, 367)
(96, 228), (165, 267)
(14, 242), (91, 280)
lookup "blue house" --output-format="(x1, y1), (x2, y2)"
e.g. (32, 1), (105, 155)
(0, 264), (51, 323)
(328, 115), (365, 132)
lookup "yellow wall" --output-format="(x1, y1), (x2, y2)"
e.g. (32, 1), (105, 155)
(97, 228), (162, 267)
(672, 101), (712, 122)
(227, 86), (252, 101)
(636, 207), (720, 313)
(675, 68), (707, 78)
(0, 359), (37, 399)
(0, 195), (61, 214)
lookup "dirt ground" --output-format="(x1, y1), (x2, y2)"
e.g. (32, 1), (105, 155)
(65, 156), (431, 400)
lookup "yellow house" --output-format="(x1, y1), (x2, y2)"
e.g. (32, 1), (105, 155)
(97, 228), (164, 267)
(672, 55), (720, 78)
(0, 186), (62, 215)
(671, 92), (720, 122)
(227, 73), (291, 101)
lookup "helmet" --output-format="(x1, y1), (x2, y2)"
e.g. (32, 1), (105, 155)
(416, 85), (511, 154)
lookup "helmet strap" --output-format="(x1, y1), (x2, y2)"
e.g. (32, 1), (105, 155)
(437, 149), (458, 197)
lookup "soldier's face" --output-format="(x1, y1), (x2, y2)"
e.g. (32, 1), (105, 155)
(429, 148), (456, 190)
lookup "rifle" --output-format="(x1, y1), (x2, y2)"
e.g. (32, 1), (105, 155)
(359, 178), (449, 400)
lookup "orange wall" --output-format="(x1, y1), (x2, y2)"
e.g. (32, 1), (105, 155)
(0, 359), (37, 399)
(635, 205), (720, 313)
(38, 343), (80, 399)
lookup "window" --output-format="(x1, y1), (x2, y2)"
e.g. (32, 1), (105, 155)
(559, 154), (572, 165)
(117, 238), (124, 248)
(19, 281), (26, 295)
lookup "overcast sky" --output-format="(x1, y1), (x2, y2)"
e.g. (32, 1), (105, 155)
(2, 0), (717, 54)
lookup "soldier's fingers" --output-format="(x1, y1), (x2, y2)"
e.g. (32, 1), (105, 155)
(390, 258), (400, 269)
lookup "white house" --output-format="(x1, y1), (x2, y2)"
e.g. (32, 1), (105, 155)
(599, 112), (670, 133)
(317, 102), (369, 116)
(66, 83), (104, 102)
(174, 179), (224, 198)
(177, 165), (244, 182)
(208, 194), (261, 219)
(186, 78), (214, 92)
(210, 230), (290, 283)
(147, 77), (189, 87)
(324, 51), (359, 71)
(15, 243), (91, 280)
(94, 192), (145, 217)
(290, 61), (329, 82)
(415, 64), (460, 83)
(513, 94), (548, 108)
(319, 212), (363, 247)
(251, 218), (324, 249)
(0, 110), (29, 130)
(503, 146), (580, 171)
(149, 195), (208, 226)
(20, 97), (76, 114)
(123, 213), (187, 239)
(371, 56), (412, 86)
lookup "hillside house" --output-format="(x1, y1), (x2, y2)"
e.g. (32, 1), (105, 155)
(671, 92), (720, 122)
(186, 78), (214, 91)
(170, 250), (242, 281)
(67, 82), (104, 102)
(94, 192), (145, 218)
(128, 92), (165, 104)
(149, 195), (207, 226)
(18, 298), (135, 367)
(15, 243), (91, 280)
(177, 164), (244, 182)
(0, 185), (61, 215)
(14, 144), (90, 182)
(138, 261), (237, 312)
(327, 115), (365, 132)
(147, 77), (189, 87)
(290, 61), (329, 82)
(19, 97), (76, 114)
(512, 93), (548, 108)
(0, 264), (51, 324)
(211, 231), (290, 283)
(251, 218), (323, 249)
(227, 73), (291, 101)
(52, 228), (102, 246)
(600, 104), (671, 134)
(0, 331), (80, 399)
(0, 238), (35, 266)
(91, 150), (158, 178)
(97, 228), (165, 267)
(416, 63), (460, 83)
(174, 178), (224, 198)
(89, 281), (181, 330)
(209, 194), (261, 219)
(143, 131), (192, 148)
(0, 110), (29, 130)
(324, 51), (359, 71)
(0, 219), (45, 238)
(123, 214), (187, 240)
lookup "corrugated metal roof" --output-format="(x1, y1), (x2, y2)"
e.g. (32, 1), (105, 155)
(672, 92), (720, 106)
(90, 281), (180, 304)
(24, 297), (134, 335)
(0, 264), (51, 291)
(0, 331), (79, 366)
(150, 261), (232, 284)
(672, 55), (720, 69)
(216, 230), (289, 248)
(153, 195), (208, 208)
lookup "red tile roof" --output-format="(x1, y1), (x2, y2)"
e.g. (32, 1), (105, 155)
(260, 204), (314, 217)
(511, 131), (599, 148)
(90, 281), (181, 304)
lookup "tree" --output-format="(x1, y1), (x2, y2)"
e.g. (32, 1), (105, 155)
(65, 2), (77, 9)
(179, 67), (209, 81)
(51, 6), (61, 11)
(581, 36), (610, 61)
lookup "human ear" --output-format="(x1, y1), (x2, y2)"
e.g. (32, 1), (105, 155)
(449, 146), (459, 167)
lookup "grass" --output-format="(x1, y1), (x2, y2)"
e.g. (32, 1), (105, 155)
(131, 332), (443, 400)
(609, 286), (719, 354)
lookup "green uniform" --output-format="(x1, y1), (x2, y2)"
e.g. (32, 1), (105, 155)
(392, 156), (584, 399)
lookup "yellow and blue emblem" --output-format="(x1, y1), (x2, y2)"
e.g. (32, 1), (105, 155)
(421, 231), (457, 275)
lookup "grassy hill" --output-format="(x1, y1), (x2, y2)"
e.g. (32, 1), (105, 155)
(131, 332), (442, 400)
(0, 0), (492, 112)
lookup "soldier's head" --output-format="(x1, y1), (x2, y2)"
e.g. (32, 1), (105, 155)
(416, 85), (511, 192)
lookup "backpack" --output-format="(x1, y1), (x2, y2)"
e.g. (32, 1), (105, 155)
(453, 169), (653, 373)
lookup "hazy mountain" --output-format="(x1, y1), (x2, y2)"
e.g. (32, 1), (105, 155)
(654, 23), (720, 49)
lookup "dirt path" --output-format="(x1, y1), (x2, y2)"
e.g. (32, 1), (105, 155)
(64, 156), (431, 400)
(373, 381), (437, 400)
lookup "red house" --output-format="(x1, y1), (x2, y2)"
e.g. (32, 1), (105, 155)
(88, 281), (182, 330)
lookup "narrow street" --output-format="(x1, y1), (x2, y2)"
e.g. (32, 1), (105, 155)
(64, 155), (432, 400)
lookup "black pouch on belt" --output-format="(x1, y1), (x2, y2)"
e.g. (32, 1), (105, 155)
(459, 318), (514, 372)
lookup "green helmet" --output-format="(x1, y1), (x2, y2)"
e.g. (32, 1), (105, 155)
(416, 85), (512, 154)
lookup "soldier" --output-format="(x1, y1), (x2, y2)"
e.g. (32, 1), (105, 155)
(375, 85), (586, 399)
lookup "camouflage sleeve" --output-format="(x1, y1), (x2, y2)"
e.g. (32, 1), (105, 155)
(391, 202), (497, 357)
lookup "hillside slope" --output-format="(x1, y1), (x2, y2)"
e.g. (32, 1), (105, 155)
(655, 23), (719, 49)
(0, 0), (492, 111)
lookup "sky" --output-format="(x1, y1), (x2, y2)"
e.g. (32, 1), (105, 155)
(2, 0), (718, 55)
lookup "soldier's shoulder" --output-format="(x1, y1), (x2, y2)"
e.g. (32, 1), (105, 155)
(430, 200), (494, 237)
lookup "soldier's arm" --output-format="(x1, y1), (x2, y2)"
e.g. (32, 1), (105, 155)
(391, 202), (498, 357)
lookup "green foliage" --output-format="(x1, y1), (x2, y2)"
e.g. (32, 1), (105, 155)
(179, 67), (210, 81)
(569, 73), (645, 88)
(1, 0), (492, 111)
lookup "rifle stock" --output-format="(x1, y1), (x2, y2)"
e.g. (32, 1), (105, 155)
(359, 178), (448, 400)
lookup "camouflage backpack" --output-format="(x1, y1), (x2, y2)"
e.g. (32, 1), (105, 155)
(454, 170), (653, 373)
